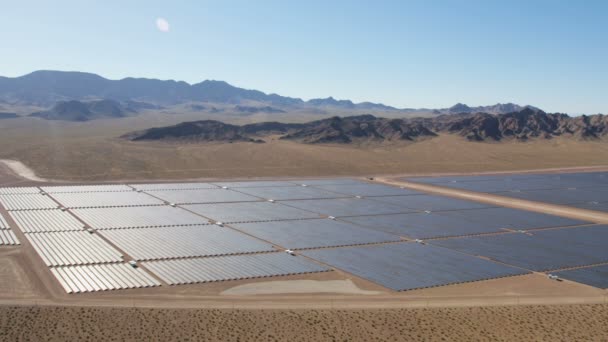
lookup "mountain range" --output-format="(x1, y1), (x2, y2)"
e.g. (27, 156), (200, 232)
(124, 108), (608, 144)
(0, 70), (539, 119)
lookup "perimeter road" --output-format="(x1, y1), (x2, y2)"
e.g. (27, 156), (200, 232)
(375, 177), (608, 224)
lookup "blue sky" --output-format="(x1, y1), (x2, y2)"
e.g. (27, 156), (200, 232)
(1, 0), (606, 113)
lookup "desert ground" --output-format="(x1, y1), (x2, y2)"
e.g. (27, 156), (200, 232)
(1, 115), (608, 181)
(2, 116), (608, 340)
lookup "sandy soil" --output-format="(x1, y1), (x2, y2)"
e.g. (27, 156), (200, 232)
(1, 304), (608, 341)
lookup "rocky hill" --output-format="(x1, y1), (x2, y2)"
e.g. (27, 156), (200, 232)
(123, 121), (265, 143)
(123, 109), (608, 144)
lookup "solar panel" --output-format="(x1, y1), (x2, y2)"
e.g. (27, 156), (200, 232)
(0, 230), (19, 245)
(301, 243), (528, 291)
(71, 206), (209, 229)
(236, 186), (349, 201)
(280, 198), (413, 217)
(553, 265), (608, 289)
(129, 182), (219, 191)
(51, 191), (165, 208)
(40, 185), (134, 193)
(0, 187), (41, 195)
(372, 194), (493, 212)
(143, 253), (329, 285)
(431, 225), (608, 271)
(183, 202), (321, 223)
(231, 219), (401, 249)
(50, 264), (161, 293)
(0, 194), (59, 210)
(442, 207), (589, 230)
(26, 231), (124, 266)
(288, 178), (367, 186)
(145, 188), (261, 204)
(212, 181), (298, 188)
(495, 188), (608, 205)
(98, 226), (276, 261)
(313, 183), (421, 197)
(0, 213), (8, 229)
(10, 209), (85, 233)
(341, 212), (509, 239)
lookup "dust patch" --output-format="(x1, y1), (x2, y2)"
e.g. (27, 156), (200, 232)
(221, 279), (381, 296)
(0, 159), (48, 182)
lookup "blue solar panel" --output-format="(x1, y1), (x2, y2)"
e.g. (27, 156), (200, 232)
(371, 195), (494, 211)
(340, 212), (509, 239)
(432, 225), (608, 271)
(230, 219), (401, 249)
(313, 183), (421, 197)
(235, 186), (349, 200)
(301, 243), (528, 291)
(442, 207), (589, 230)
(280, 198), (414, 217)
(553, 265), (608, 289)
(183, 202), (321, 223)
(492, 188), (608, 205)
(289, 178), (367, 186)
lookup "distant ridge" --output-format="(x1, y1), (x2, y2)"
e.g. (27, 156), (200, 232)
(123, 108), (608, 144)
(0, 70), (539, 115)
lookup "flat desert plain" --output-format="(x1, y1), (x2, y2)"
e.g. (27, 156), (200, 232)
(1, 116), (608, 181)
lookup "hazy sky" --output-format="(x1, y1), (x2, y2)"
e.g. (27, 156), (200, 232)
(1, 0), (606, 113)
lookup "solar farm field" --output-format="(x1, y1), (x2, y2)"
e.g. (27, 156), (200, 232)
(1, 174), (607, 298)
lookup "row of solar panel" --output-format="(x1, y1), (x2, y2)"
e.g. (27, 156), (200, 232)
(50, 264), (161, 293)
(0, 212), (19, 245)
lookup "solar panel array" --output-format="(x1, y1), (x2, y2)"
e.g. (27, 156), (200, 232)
(3, 177), (605, 293)
(26, 231), (124, 266)
(280, 198), (413, 217)
(0, 212), (19, 245)
(99, 226), (276, 260)
(10, 209), (85, 233)
(51, 264), (161, 293)
(130, 182), (219, 191)
(50, 191), (165, 208)
(147, 188), (261, 204)
(340, 212), (510, 239)
(0, 213), (8, 229)
(407, 171), (608, 213)
(41, 184), (134, 193)
(0, 229), (19, 245)
(143, 253), (329, 285)
(184, 201), (321, 223)
(0, 194), (59, 210)
(236, 186), (348, 201)
(432, 225), (608, 271)
(71, 206), (209, 229)
(553, 265), (608, 289)
(231, 219), (401, 250)
(301, 243), (528, 291)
